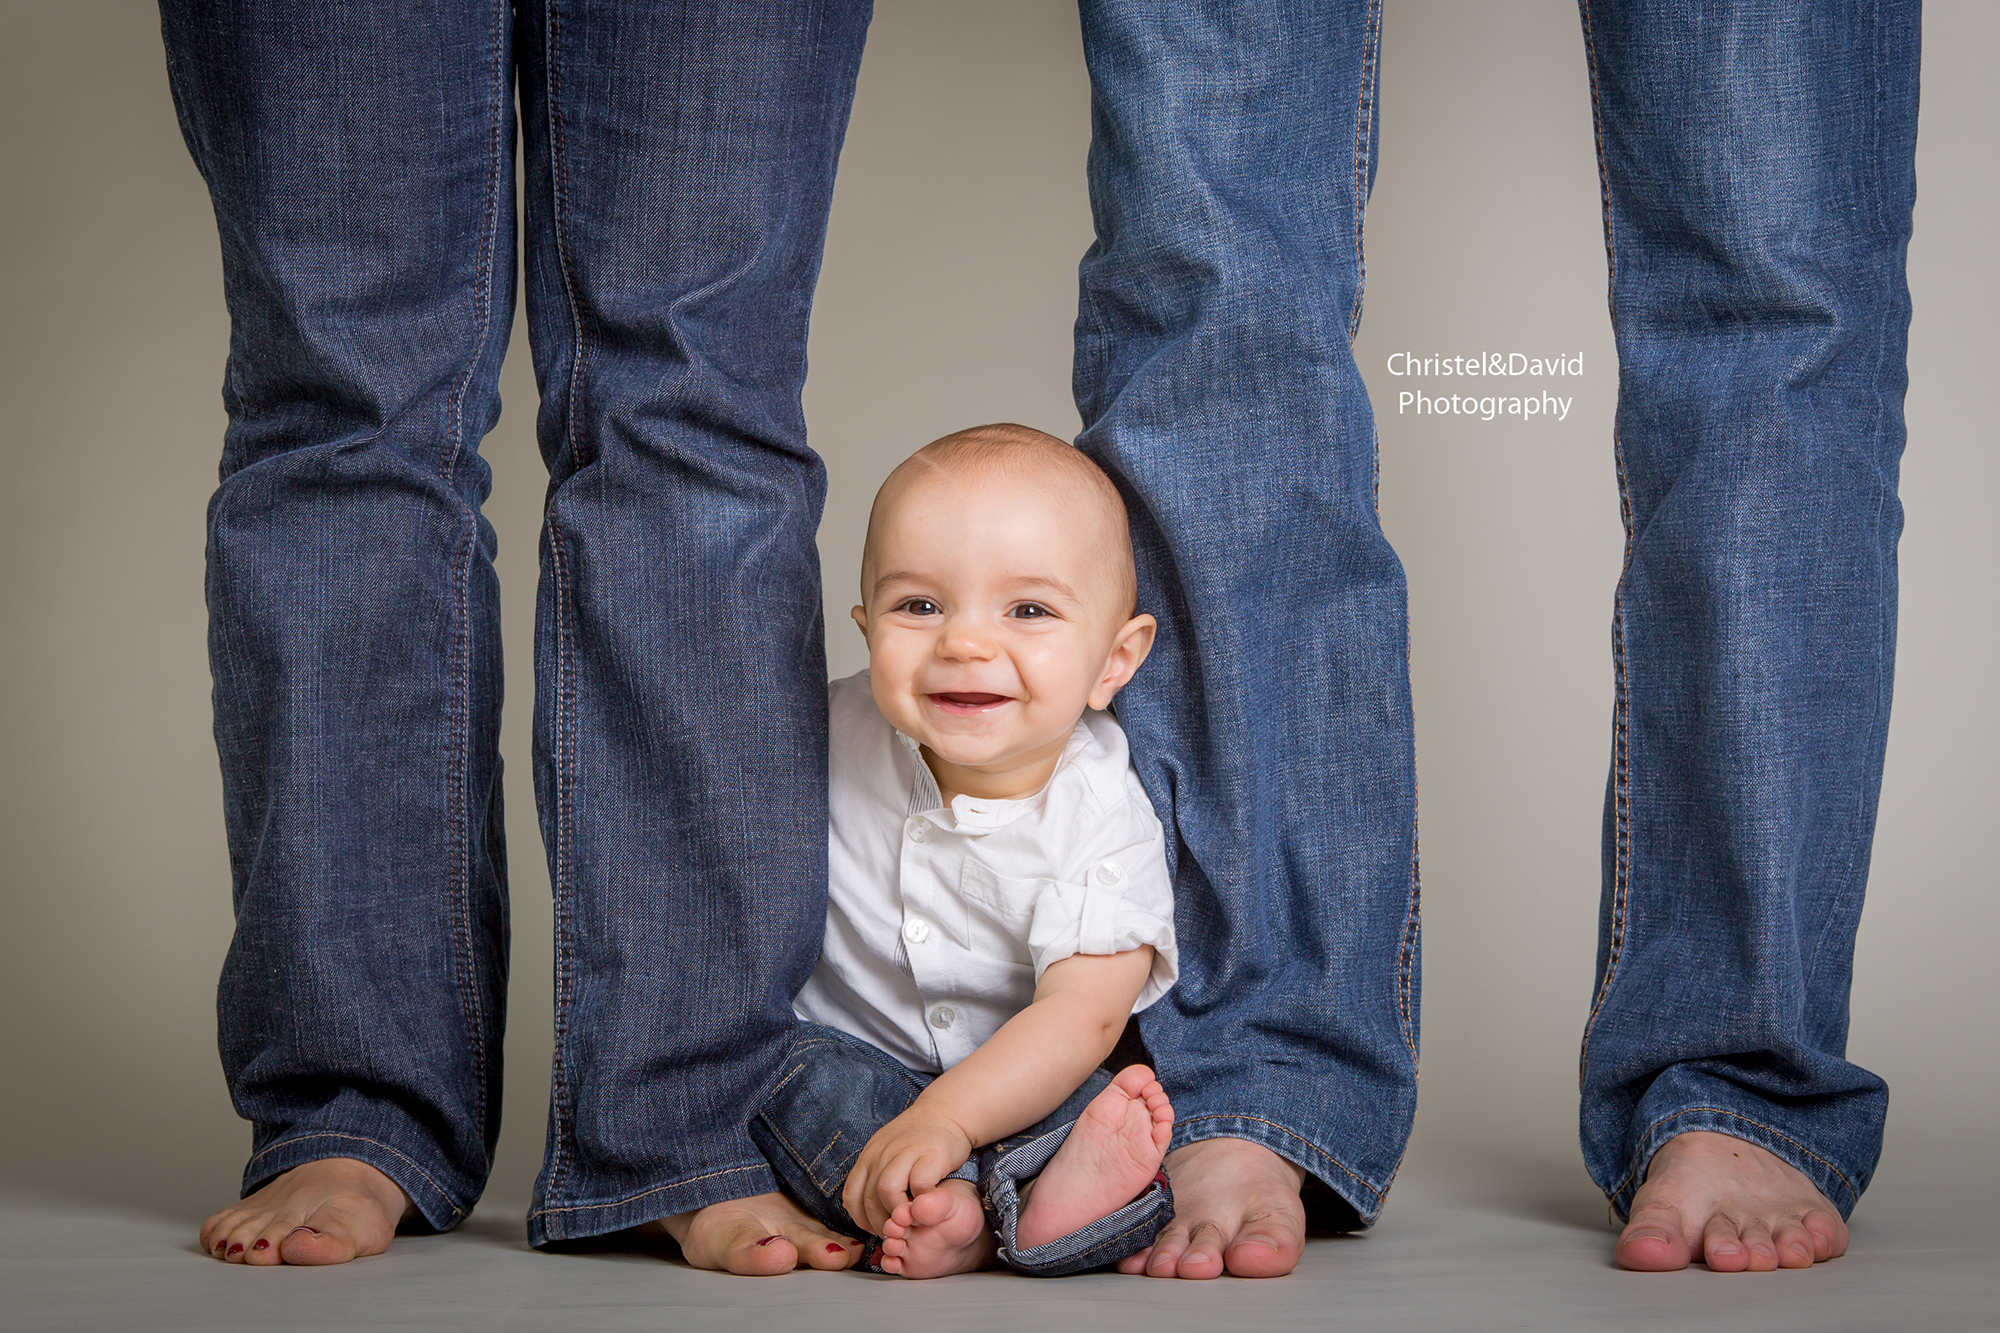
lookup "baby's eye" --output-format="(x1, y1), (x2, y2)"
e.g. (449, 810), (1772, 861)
(895, 598), (941, 617)
(1010, 603), (1053, 620)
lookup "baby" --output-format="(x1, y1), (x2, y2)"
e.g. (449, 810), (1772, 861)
(757, 422), (1180, 1277)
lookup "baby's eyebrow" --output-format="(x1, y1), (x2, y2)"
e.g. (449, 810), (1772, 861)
(1002, 574), (1083, 602)
(869, 569), (930, 598)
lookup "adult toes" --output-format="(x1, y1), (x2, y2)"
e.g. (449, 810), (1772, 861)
(198, 1211), (236, 1259)
(1172, 1221), (1228, 1280)
(1142, 1226), (1191, 1278)
(1802, 1209), (1848, 1262)
(1735, 1218), (1779, 1272)
(1701, 1212), (1750, 1272)
(1224, 1222), (1302, 1278)
(241, 1226), (291, 1266)
(1615, 1204), (1693, 1271)
(278, 1223), (360, 1266)
(732, 1233), (799, 1276)
(1115, 1245), (1154, 1275)
(802, 1235), (857, 1271)
(1771, 1217), (1817, 1269)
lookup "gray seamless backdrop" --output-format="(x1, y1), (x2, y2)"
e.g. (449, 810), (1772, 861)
(2, 0), (1992, 1226)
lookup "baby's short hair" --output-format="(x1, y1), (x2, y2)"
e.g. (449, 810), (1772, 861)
(865, 423), (1139, 615)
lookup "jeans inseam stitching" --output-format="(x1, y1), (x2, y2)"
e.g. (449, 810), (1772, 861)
(529, 1163), (770, 1219)
(1174, 1113), (1382, 1203)
(1397, 765), (1421, 1065)
(444, 0), (512, 1144)
(247, 1131), (464, 1220)
(1806, 2), (1896, 999)
(1606, 1105), (1859, 1207)
(540, 0), (590, 1206)
(1575, 0), (1633, 1086)
(1346, 0), (1381, 344)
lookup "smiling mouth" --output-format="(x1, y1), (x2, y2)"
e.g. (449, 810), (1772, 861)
(929, 692), (1012, 711)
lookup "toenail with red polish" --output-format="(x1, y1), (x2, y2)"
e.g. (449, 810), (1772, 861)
(252, 1239), (269, 1251)
(755, 1235), (780, 1247)
(227, 1243), (243, 1254)
(826, 1243), (844, 1252)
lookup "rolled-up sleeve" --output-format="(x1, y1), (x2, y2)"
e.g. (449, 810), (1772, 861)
(1025, 826), (1178, 1013)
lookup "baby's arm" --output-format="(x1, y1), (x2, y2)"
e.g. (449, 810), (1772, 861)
(841, 945), (1155, 1235)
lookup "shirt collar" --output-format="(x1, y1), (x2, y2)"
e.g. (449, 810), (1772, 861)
(894, 719), (1097, 836)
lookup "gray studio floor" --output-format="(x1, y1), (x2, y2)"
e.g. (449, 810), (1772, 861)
(8, 1153), (1995, 1333)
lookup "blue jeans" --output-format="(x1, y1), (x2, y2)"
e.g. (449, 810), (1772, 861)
(1072, 0), (1915, 1224)
(753, 1025), (1172, 1276)
(163, 0), (1917, 1242)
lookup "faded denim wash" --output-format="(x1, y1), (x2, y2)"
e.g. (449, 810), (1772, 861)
(161, 0), (1917, 1244)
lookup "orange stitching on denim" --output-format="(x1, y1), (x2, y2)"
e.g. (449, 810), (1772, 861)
(437, 0), (510, 1145)
(1174, 1114), (1383, 1203)
(247, 1132), (463, 1220)
(538, 0), (595, 1207)
(1575, 0), (1633, 1089)
(1347, 0), (1381, 343)
(529, 1164), (771, 1219)
(1397, 767), (1421, 1067)
(1606, 1107), (1859, 1207)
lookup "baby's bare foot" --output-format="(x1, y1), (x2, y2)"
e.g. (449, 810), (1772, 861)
(198, 1157), (414, 1265)
(1016, 1065), (1174, 1251)
(878, 1179), (995, 1278)
(1617, 1130), (1849, 1272)
(657, 1192), (858, 1275)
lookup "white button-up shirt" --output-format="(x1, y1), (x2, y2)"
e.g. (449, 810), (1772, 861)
(795, 671), (1178, 1073)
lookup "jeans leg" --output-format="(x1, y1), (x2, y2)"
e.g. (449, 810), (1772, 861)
(1074, 0), (1414, 1226)
(973, 1069), (1173, 1275)
(747, 1024), (937, 1238)
(515, 0), (874, 1246)
(1574, 0), (1919, 1220)
(159, 0), (517, 1228)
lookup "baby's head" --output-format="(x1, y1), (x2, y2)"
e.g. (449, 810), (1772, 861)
(853, 423), (1156, 801)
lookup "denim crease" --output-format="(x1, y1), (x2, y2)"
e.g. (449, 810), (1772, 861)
(751, 1025), (1171, 1275)
(1572, 0), (1917, 1220)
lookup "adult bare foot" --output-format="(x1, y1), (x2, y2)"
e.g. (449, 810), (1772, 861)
(657, 1192), (858, 1275)
(1016, 1065), (1173, 1250)
(1616, 1130), (1849, 1272)
(198, 1157), (415, 1265)
(878, 1179), (996, 1278)
(1115, 1135), (1306, 1279)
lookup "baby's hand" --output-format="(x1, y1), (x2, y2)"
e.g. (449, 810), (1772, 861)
(842, 1102), (975, 1237)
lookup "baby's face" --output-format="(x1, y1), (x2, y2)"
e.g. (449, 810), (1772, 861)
(853, 467), (1154, 801)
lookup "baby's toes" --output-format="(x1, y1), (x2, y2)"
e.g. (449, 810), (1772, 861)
(906, 1188), (962, 1228)
(1109, 1065), (1156, 1100)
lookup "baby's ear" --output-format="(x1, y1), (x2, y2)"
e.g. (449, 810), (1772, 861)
(850, 605), (869, 636)
(1090, 613), (1158, 710)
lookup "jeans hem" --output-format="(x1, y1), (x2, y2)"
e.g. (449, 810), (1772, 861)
(1606, 1105), (1866, 1223)
(527, 1161), (781, 1247)
(242, 1130), (473, 1233)
(1170, 1112), (1391, 1227)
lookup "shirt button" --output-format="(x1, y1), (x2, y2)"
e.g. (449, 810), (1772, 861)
(1095, 860), (1125, 885)
(927, 1004), (957, 1030)
(902, 918), (931, 945)
(906, 818), (931, 844)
